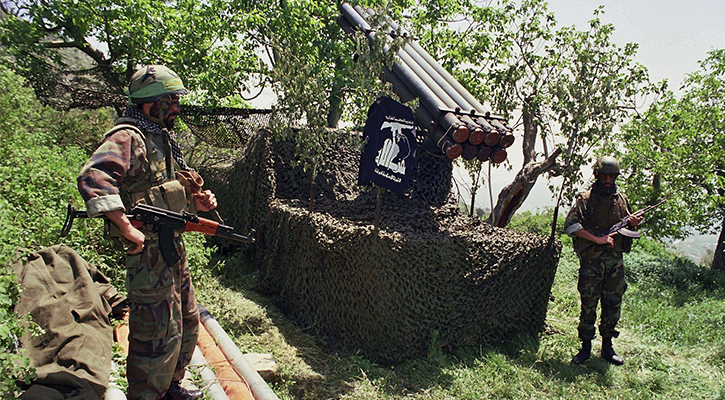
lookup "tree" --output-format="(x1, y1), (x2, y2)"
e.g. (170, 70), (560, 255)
(263, 0), (418, 212)
(1, 0), (651, 229)
(408, 0), (649, 229)
(0, 0), (264, 109)
(615, 49), (725, 270)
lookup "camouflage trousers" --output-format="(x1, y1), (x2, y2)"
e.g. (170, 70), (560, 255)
(576, 249), (627, 341)
(125, 236), (200, 400)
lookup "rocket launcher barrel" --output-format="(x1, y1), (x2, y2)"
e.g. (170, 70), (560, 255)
(340, 4), (469, 143)
(339, 3), (510, 163)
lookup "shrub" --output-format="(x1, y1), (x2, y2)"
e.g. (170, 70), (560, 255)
(507, 207), (565, 238)
(0, 64), (120, 395)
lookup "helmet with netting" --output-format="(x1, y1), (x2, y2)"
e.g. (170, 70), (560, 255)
(593, 156), (620, 175)
(126, 65), (187, 104)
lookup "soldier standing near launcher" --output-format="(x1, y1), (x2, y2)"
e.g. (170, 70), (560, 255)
(564, 156), (642, 365)
(77, 65), (215, 400)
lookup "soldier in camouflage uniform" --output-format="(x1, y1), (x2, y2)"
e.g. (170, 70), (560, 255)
(77, 65), (215, 400)
(564, 156), (642, 366)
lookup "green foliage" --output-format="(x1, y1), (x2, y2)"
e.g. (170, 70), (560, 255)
(0, 63), (128, 395)
(506, 207), (564, 237)
(0, 64), (219, 394)
(267, 1), (403, 207)
(0, 0), (264, 106)
(625, 239), (725, 346)
(616, 49), (725, 243)
(399, 0), (651, 226)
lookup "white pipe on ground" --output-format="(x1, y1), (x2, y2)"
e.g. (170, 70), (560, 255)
(104, 387), (127, 400)
(198, 306), (280, 400)
(191, 345), (231, 400)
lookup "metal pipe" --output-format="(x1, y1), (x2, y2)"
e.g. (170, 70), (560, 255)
(442, 140), (463, 159)
(381, 12), (515, 147)
(499, 134), (515, 148)
(198, 306), (281, 400)
(382, 66), (416, 103)
(357, 7), (482, 141)
(197, 314), (255, 400)
(461, 143), (479, 160)
(381, 15), (486, 113)
(396, 48), (476, 142)
(491, 147), (508, 164)
(336, 14), (356, 35)
(416, 106), (462, 159)
(340, 4), (469, 141)
(483, 130), (501, 147)
(190, 346), (231, 400)
(388, 50), (469, 141)
(104, 387), (127, 400)
(477, 145), (493, 162)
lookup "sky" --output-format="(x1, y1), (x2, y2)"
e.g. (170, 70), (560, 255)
(548, 0), (725, 93)
(455, 0), (725, 214)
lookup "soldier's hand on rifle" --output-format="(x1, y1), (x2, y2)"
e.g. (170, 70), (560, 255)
(194, 189), (217, 212)
(105, 209), (146, 254)
(627, 214), (643, 227)
(596, 233), (616, 247)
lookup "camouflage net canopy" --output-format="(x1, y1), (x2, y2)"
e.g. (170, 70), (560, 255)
(28, 65), (272, 150)
(203, 129), (561, 364)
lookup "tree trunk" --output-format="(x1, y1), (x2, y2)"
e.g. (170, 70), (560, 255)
(711, 214), (725, 271)
(487, 147), (562, 228)
(469, 185), (478, 217)
(326, 58), (344, 128)
(327, 94), (343, 128)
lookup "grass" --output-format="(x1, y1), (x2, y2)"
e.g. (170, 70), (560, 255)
(190, 237), (725, 400)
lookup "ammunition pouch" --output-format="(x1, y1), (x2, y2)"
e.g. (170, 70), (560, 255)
(130, 179), (187, 214)
(105, 180), (188, 244)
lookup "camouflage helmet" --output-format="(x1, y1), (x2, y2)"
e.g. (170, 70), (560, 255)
(593, 156), (620, 175)
(126, 65), (187, 104)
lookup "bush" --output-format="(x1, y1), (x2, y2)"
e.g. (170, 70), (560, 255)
(0, 64), (121, 396)
(625, 238), (725, 345)
(507, 207), (565, 238)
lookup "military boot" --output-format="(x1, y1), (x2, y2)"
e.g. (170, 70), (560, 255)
(601, 337), (624, 365)
(571, 340), (591, 364)
(163, 381), (204, 400)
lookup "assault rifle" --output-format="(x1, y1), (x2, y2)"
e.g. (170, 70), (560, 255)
(62, 203), (255, 266)
(575, 197), (667, 255)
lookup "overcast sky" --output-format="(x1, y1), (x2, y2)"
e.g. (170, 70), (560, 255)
(547, 0), (725, 92)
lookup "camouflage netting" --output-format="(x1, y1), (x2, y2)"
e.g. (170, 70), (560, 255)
(26, 64), (272, 150)
(202, 128), (561, 364)
(31, 70), (561, 362)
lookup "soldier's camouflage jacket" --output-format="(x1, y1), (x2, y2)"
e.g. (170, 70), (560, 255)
(564, 188), (634, 253)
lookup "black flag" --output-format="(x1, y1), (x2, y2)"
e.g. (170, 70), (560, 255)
(359, 97), (417, 194)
